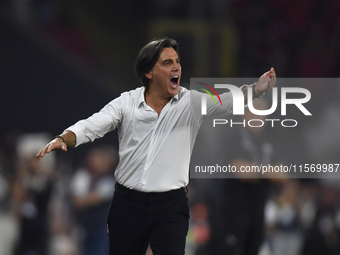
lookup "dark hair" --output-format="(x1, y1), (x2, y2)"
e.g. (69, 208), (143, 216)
(134, 37), (179, 90)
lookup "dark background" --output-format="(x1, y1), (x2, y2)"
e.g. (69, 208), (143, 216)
(1, 1), (340, 255)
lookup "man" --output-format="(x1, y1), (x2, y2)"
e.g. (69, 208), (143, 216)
(71, 147), (117, 255)
(218, 99), (284, 255)
(37, 37), (276, 255)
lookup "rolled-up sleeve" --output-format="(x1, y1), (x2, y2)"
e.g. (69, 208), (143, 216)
(65, 96), (125, 147)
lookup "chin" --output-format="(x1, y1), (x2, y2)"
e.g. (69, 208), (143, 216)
(169, 88), (179, 96)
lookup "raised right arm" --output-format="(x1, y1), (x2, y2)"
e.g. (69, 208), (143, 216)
(36, 93), (126, 159)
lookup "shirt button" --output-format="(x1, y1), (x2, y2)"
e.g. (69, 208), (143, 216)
(142, 180), (146, 185)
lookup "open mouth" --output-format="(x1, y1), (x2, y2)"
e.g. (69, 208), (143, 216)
(170, 76), (179, 88)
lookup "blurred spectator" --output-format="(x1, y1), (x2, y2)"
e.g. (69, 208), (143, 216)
(0, 132), (20, 255)
(265, 180), (303, 255)
(0, 165), (18, 255)
(49, 197), (78, 255)
(202, 99), (285, 255)
(13, 134), (56, 255)
(49, 157), (79, 255)
(71, 146), (117, 255)
(300, 181), (340, 255)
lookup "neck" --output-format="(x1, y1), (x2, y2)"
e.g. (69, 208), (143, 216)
(145, 88), (171, 115)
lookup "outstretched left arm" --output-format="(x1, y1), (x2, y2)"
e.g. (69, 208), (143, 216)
(254, 67), (276, 96)
(240, 67), (276, 103)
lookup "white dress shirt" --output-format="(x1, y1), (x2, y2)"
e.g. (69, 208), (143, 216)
(66, 86), (233, 192)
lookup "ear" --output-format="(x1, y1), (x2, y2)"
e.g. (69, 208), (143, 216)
(145, 70), (153, 80)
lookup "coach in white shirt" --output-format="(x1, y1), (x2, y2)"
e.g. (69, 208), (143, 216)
(37, 38), (276, 255)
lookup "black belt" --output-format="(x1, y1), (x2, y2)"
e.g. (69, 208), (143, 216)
(115, 182), (186, 200)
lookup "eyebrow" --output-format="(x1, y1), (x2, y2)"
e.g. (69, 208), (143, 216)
(162, 58), (180, 63)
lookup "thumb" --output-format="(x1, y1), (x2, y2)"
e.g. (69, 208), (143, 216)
(61, 144), (68, 152)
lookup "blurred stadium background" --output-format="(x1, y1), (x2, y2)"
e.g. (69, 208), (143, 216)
(1, 0), (340, 254)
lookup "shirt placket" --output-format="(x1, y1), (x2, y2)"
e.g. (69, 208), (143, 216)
(139, 101), (172, 189)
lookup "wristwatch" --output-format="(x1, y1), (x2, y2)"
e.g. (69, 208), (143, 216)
(252, 83), (265, 98)
(53, 135), (66, 144)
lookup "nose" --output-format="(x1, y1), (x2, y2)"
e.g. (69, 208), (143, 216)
(173, 62), (181, 72)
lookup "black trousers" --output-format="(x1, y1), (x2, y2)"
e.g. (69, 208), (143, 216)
(107, 183), (190, 255)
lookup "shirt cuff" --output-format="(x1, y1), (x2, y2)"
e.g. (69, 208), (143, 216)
(64, 125), (84, 147)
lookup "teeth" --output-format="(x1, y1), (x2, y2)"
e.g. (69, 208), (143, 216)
(170, 76), (179, 88)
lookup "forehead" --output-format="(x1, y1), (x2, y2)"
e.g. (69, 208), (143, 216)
(158, 47), (179, 61)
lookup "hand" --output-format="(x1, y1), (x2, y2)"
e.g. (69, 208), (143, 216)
(255, 67), (276, 95)
(36, 137), (67, 159)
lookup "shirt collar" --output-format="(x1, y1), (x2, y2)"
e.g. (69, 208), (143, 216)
(138, 86), (179, 108)
(138, 87), (146, 107)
